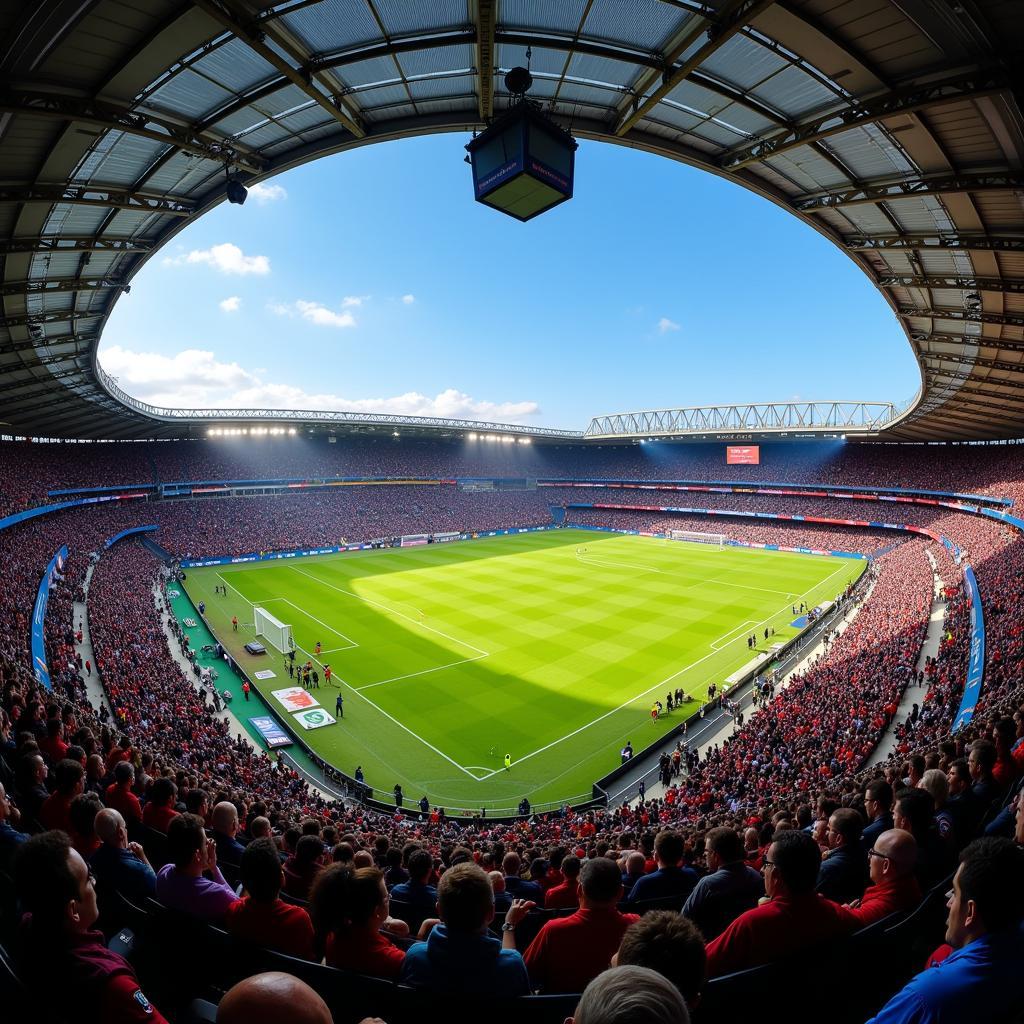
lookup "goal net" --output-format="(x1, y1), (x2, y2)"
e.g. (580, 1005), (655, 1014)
(667, 529), (727, 550)
(254, 606), (295, 653)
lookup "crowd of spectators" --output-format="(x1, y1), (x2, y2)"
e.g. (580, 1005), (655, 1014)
(4, 440), (1024, 1021)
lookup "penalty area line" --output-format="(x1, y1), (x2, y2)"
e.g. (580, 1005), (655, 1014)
(354, 654), (488, 692)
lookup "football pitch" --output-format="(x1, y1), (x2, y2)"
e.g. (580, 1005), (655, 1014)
(182, 529), (866, 812)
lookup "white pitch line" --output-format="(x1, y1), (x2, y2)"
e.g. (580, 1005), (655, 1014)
(354, 654), (488, 692)
(475, 558), (857, 780)
(710, 620), (756, 651)
(216, 572), (252, 607)
(260, 596), (359, 649)
(335, 672), (479, 780)
(289, 564), (489, 658)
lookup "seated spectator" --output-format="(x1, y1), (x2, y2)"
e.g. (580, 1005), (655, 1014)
(91, 808), (157, 904)
(14, 752), (49, 823)
(103, 761), (142, 827)
(920, 768), (957, 847)
(211, 800), (247, 865)
(894, 787), (955, 889)
(14, 831), (168, 1024)
(311, 864), (407, 980)
(224, 837), (314, 960)
(155, 813), (239, 921)
(0, 780), (27, 867)
(522, 855), (639, 993)
(816, 808), (868, 905)
(615, 910), (707, 1011)
(389, 847), (438, 930)
(545, 854), (582, 909)
(946, 758), (982, 839)
(489, 870), (512, 912)
(705, 830), (854, 977)
(836, 829), (921, 928)
(39, 718), (69, 764)
(39, 758), (84, 833)
(68, 792), (103, 859)
(628, 830), (698, 905)
(574, 964), (690, 1024)
(969, 739), (1004, 808)
(142, 777), (179, 834)
(862, 779), (895, 850)
(503, 851), (544, 903)
(283, 833), (324, 901)
(400, 862), (530, 995)
(216, 972), (331, 1024)
(621, 851), (647, 895)
(867, 838), (1024, 1023)
(682, 827), (764, 941)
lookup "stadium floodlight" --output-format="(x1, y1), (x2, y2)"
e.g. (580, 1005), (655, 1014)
(468, 432), (477, 440)
(225, 165), (248, 205)
(464, 63), (578, 222)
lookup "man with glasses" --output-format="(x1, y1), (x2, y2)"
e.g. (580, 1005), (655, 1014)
(13, 830), (168, 1023)
(862, 779), (894, 851)
(867, 838), (1024, 1023)
(705, 830), (854, 978)
(836, 829), (921, 928)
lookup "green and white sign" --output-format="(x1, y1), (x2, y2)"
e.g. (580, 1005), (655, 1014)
(293, 707), (336, 730)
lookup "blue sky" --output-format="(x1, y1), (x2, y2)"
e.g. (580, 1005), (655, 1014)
(100, 133), (920, 429)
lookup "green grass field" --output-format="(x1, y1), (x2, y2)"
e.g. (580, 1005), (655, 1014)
(182, 529), (865, 813)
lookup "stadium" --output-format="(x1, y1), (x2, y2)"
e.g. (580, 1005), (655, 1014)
(1, 2), (1023, 1023)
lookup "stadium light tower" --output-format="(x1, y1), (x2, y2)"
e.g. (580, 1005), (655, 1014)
(465, 60), (577, 222)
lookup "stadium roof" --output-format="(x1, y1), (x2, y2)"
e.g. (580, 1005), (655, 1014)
(1, 0), (1022, 443)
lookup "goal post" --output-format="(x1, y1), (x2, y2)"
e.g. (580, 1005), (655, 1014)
(254, 606), (295, 653)
(667, 529), (727, 550)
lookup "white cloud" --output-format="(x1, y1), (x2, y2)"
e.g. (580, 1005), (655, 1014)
(247, 182), (287, 204)
(342, 295), (369, 308)
(98, 344), (540, 422)
(164, 242), (270, 276)
(401, 294), (416, 305)
(219, 296), (241, 313)
(657, 317), (680, 333)
(269, 300), (357, 328)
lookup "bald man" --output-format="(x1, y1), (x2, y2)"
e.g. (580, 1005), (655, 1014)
(489, 869), (512, 912)
(91, 808), (157, 903)
(211, 801), (246, 864)
(835, 829), (921, 928)
(217, 973), (331, 1024)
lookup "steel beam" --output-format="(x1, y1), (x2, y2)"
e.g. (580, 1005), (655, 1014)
(474, 0), (496, 121)
(0, 236), (155, 254)
(898, 308), (1024, 328)
(919, 349), (1024, 375)
(193, 0), (365, 138)
(614, 0), (775, 137)
(881, 275), (1024, 294)
(847, 233), (1024, 252)
(1, 277), (129, 296)
(0, 185), (193, 216)
(0, 90), (264, 173)
(0, 311), (99, 329)
(720, 68), (1010, 171)
(792, 172), (1024, 212)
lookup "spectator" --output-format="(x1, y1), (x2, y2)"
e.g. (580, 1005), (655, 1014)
(14, 752), (49, 823)
(545, 855), (581, 909)
(211, 800), (247, 865)
(816, 808), (868, 905)
(919, 768), (956, 847)
(103, 761), (143, 828)
(311, 864), (407, 979)
(389, 848), (438, 932)
(946, 758), (981, 839)
(968, 739), (1003, 807)
(400, 862), (530, 995)
(621, 850), (647, 895)
(216, 972), (331, 1024)
(283, 833), (324, 901)
(627, 831), (698, 904)
(705, 830), (853, 977)
(0, 780), (27, 866)
(862, 779), (895, 850)
(91, 808), (157, 904)
(836, 829), (921, 928)
(14, 831), (168, 1024)
(502, 851), (544, 903)
(682, 826), (764, 941)
(68, 792), (103, 860)
(522, 856), (639, 993)
(867, 838), (1024, 1023)
(615, 910), (707, 1010)
(224, 837), (315, 960)
(155, 813), (239, 921)
(894, 787), (955, 889)
(488, 870), (512, 913)
(39, 758), (84, 833)
(574, 964), (690, 1024)
(141, 777), (179, 834)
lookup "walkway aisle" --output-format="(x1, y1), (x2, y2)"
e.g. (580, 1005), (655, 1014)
(872, 548), (945, 764)
(634, 572), (879, 805)
(73, 561), (112, 716)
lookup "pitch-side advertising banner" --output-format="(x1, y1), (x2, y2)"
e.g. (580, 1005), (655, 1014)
(271, 687), (321, 713)
(293, 707), (336, 730)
